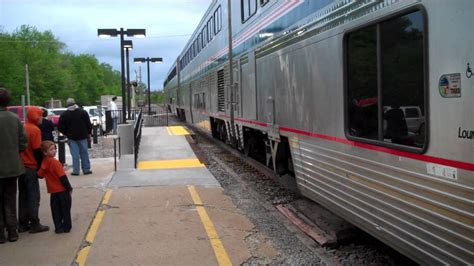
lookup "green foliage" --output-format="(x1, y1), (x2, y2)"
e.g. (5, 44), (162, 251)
(151, 90), (165, 104)
(0, 25), (121, 106)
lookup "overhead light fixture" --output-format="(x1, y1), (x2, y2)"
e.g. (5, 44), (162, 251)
(126, 29), (146, 38)
(123, 40), (133, 49)
(97, 29), (118, 38)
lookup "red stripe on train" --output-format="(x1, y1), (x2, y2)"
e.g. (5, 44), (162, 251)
(279, 126), (474, 172)
(208, 113), (474, 172)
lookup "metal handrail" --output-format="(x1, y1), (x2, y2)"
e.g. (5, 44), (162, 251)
(133, 109), (143, 168)
(113, 136), (120, 171)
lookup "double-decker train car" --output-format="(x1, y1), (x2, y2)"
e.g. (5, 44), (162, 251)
(163, 0), (473, 264)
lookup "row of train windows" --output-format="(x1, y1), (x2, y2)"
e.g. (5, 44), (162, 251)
(242, 0), (269, 23)
(177, 7), (426, 152)
(180, 6), (223, 70)
(179, 0), (271, 70)
(346, 10), (426, 150)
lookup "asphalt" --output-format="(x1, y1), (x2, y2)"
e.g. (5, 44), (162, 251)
(0, 126), (275, 265)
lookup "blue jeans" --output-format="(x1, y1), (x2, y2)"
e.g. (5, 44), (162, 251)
(68, 139), (91, 174)
(112, 117), (118, 135)
(18, 168), (40, 225)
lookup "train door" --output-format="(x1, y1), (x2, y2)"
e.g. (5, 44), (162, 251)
(256, 55), (280, 172)
(256, 57), (275, 125)
(240, 52), (257, 120)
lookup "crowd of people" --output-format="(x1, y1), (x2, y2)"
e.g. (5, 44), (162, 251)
(0, 88), (92, 243)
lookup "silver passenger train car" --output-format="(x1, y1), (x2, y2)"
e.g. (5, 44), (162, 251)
(163, 0), (473, 264)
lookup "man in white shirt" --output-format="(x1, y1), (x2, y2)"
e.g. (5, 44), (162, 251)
(108, 96), (118, 134)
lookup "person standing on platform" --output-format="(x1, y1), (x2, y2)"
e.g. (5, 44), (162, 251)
(58, 98), (92, 176)
(108, 96), (118, 135)
(0, 88), (28, 243)
(39, 109), (54, 141)
(38, 140), (73, 234)
(19, 106), (50, 233)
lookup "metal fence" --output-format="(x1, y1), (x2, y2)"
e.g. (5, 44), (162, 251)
(141, 105), (169, 127)
(103, 106), (168, 134)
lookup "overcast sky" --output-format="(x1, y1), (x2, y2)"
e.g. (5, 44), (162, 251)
(0, 0), (212, 91)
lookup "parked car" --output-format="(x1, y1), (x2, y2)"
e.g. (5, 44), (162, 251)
(83, 105), (106, 133)
(50, 107), (67, 116)
(7, 105), (60, 126)
(383, 105), (425, 133)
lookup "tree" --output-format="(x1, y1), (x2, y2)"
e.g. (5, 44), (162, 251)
(0, 25), (121, 106)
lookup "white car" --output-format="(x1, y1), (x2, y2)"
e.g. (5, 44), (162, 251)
(83, 106), (106, 133)
(383, 105), (425, 133)
(50, 107), (67, 116)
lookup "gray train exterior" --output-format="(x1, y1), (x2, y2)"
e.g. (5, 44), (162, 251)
(164, 0), (473, 264)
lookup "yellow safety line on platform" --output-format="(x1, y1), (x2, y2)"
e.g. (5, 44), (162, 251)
(187, 185), (232, 266)
(75, 189), (113, 266)
(138, 158), (204, 170)
(167, 126), (190, 135)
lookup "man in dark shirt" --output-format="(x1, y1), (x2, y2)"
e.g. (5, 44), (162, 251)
(58, 98), (92, 176)
(39, 109), (54, 141)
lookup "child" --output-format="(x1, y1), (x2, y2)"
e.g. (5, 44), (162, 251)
(37, 140), (73, 234)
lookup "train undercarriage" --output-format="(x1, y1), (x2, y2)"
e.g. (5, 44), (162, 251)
(210, 117), (295, 181)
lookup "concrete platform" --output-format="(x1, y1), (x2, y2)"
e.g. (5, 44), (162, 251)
(0, 157), (114, 265)
(139, 126), (197, 161)
(0, 126), (276, 265)
(110, 167), (220, 187)
(84, 186), (255, 265)
(111, 127), (219, 188)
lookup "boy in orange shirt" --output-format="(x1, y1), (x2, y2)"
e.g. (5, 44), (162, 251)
(38, 141), (73, 234)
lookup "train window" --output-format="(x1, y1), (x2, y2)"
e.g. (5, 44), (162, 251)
(241, 0), (257, 23)
(207, 18), (214, 42)
(197, 33), (202, 53)
(260, 0), (269, 6)
(214, 6), (222, 34)
(346, 10), (426, 150)
(202, 26), (207, 47)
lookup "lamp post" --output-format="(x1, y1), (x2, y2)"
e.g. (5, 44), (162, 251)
(97, 28), (145, 122)
(134, 57), (163, 114)
(123, 40), (133, 119)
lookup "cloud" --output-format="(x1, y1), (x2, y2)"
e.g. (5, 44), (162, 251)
(0, 0), (212, 90)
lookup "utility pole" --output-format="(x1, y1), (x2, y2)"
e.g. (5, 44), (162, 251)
(25, 64), (30, 105)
